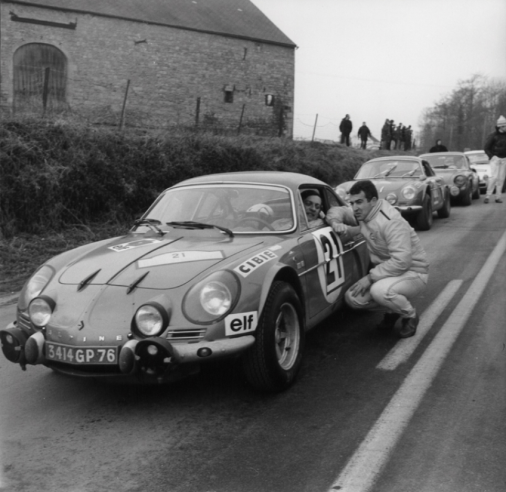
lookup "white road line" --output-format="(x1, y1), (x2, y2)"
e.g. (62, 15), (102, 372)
(376, 279), (463, 371)
(328, 229), (506, 492)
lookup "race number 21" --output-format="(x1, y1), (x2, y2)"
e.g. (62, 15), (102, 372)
(312, 227), (345, 302)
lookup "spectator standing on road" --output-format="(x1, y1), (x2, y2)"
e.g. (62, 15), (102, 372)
(358, 122), (372, 149)
(483, 115), (506, 204)
(389, 120), (396, 149)
(381, 119), (391, 150)
(394, 123), (404, 150)
(339, 114), (353, 146)
(328, 180), (429, 338)
(404, 125), (413, 151)
(429, 139), (448, 152)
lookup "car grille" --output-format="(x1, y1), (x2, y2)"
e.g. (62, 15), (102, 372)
(17, 312), (33, 331)
(166, 328), (206, 343)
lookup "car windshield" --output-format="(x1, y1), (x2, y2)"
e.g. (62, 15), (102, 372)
(143, 184), (295, 233)
(466, 153), (489, 164)
(423, 155), (467, 169)
(355, 160), (422, 179)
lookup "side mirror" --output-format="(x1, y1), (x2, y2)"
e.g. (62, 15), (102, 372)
(419, 175), (427, 181)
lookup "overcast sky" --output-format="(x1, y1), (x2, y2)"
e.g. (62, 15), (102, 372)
(251, 0), (506, 142)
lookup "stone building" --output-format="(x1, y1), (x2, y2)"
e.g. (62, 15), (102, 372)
(0, 0), (296, 135)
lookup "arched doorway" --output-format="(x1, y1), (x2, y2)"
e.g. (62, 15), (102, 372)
(13, 43), (68, 114)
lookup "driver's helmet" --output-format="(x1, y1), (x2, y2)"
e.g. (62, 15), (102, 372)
(247, 203), (274, 221)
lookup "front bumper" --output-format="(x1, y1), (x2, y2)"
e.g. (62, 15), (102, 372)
(1, 321), (255, 382)
(395, 205), (423, 214)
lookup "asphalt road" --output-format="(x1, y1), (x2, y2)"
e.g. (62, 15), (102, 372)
(1, 198), (505, 492)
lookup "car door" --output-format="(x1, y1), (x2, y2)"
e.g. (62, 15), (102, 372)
(297, 186), (361, 319)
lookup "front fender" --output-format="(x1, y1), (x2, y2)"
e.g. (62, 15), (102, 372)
(257, 264), (305, 327)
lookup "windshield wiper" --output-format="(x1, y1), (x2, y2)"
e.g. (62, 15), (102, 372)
(372, 164), (398, 178)
(133, 218), (164, 236)
(166, 221), (234, 238)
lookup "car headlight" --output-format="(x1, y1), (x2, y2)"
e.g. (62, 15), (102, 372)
(386, 193), (397, 205)
(133, 303), (168, 337)
(402, 187), (416, 200)
(454, 175), (467, 187)
(19, 265), (55, 311)
(28, 295), (55, 328)
(183, 271), (240, 324)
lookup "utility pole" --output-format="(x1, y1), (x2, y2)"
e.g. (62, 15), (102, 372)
(119, 79), (130, 131)
(312, 114), (318, 141)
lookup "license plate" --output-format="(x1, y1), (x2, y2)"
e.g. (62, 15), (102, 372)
(46, 342), (118, 365)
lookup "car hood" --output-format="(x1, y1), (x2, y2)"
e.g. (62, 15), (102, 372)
(432, 168), (468, 183)
(58, 231), (263, 289)
(339, 179), (418, 196)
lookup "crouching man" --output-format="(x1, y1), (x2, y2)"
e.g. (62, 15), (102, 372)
(328, 180), (429, 338)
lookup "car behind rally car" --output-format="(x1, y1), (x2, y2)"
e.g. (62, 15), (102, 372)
(419, 152), (480, 204)
(1, 172), (369, 392)
(464, 150), (490, 194)
(335, 156), (451, 231)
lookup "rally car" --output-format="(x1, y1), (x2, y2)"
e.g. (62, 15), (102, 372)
(1, 172), (369, 392)
(419, 152), (480, 205)
(335, 156), (451, 231)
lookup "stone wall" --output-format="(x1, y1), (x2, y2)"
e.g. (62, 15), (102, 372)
(0, 2), (295, 135)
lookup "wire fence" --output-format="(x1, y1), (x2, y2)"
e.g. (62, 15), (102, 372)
(6, 67), (291, 137)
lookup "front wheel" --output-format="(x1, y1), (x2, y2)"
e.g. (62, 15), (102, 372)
(472, 182), (480, 199)
(242, 282), (304, 392)
(461, 185), (472, 206)
(416, 195), (433, 231)
(437, 190), (451, 218)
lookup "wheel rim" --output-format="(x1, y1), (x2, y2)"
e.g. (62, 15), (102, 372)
(274, 302), (300, 370)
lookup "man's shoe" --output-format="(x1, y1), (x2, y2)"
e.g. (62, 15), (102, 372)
(376, 313), (400, 332)
(496, 199), (503, 203)
(484, 198), (489, 203)
(396, 314), (419, 338)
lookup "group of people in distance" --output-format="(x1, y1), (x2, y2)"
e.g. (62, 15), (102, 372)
(380, 119), (414, 151)
(338, 115), (414, 151)
(301, 184), (428, 339)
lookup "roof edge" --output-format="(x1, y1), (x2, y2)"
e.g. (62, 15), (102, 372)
(3, 0), (297, 49)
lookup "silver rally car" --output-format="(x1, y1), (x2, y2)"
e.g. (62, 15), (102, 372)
(1, 172), (369, 392)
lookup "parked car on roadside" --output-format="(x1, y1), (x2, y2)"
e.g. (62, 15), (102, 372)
(419, 152), (480, 205)
(464, 150), (490, 194)
(1, 172), (370, 392)
(335, 156), (451, 231)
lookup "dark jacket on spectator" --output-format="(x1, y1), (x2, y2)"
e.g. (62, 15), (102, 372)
(429, 140), (448, 152)
(484, 127), (506, 158)
(339, 118), (353, 135)
(358, 125), (372, 140)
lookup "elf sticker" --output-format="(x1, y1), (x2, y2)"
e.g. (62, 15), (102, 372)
(225, 312), (258, 336)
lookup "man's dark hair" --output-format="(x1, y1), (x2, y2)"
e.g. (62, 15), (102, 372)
(349, 180), (378, 201)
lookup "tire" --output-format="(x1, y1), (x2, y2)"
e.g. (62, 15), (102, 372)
(461, 185), (472, 206)
(242, 281), (304, 392)
(472, 183), (480, 200)
(416, 195), (433, 231)
(437, 190), (451, 218)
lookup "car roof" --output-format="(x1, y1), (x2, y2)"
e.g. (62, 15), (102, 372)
(365, 155), (422, 163)
(419, 152), (466, 157)
(464, 150), (486, 155)
(171, 171), (328, 190)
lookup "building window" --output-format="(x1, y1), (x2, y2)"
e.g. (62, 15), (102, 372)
(13, 43), (67, 113)
(224, 85), (234, 103)
(265, 94), (275, 106)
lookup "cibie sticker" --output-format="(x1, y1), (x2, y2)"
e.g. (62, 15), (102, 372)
(138, 250), (224, 268)
(234, 250), (278, 278)
(225, 312), (258, 336)
(109, 238), (162, 252)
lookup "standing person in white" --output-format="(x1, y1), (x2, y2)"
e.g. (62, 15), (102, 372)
(483, 115), (506, 204)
